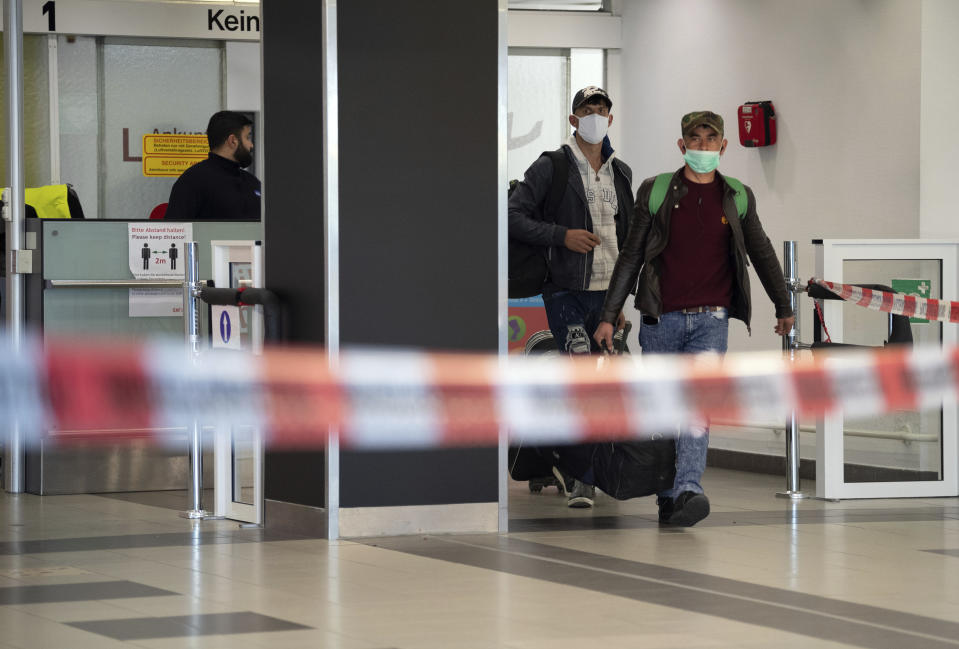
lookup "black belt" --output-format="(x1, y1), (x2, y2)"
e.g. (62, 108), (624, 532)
(642, 306), (725, 326)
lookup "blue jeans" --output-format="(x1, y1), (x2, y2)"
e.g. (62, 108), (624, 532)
(639, 309), (729, 502)
(542, 289), (607, 355)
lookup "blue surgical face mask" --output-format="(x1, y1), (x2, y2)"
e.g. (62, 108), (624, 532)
(683, 148), (721, 174)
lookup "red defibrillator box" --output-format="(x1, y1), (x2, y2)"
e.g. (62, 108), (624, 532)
(738, 101), (777, 147)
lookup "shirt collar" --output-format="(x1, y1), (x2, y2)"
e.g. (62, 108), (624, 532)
(209, 152), (242, 171)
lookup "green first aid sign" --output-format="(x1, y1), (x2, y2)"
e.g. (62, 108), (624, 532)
(891, 278), (931, 324)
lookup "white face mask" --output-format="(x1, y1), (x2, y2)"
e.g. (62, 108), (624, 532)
(575, 113), (609, 144)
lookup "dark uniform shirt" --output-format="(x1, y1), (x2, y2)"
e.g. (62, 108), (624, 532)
(164, 153), (261, 221)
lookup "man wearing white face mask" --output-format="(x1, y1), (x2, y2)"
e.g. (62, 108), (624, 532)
(508, 86), (635, 508)
(593, 111), (794, 527)
(509, 86), (633, 354)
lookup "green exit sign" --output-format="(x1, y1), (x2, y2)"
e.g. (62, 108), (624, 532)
(891, 278), (931, 324)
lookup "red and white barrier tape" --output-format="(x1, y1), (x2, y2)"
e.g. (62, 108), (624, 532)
(812, 278), (959, 323)
(0, 335), (954, 449)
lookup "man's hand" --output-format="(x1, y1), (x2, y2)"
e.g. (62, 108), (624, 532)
(594, 321), (616, 352)
(564, 229), (601, 253)
(775, 316), (795, 336)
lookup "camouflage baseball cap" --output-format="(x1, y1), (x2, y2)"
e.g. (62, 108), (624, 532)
(681, 111), (724, 137)
(571, 86), (612, 113)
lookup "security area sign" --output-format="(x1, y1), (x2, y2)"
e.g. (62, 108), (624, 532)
(142, 134), (207, 177)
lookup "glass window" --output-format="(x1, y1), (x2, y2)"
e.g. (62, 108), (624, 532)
(58, 35), (99, 219)
(839, 259), (943, 482)
(507, 49), (568, 181)
(100, 38), (222, 220)
(507, 47), (604, 181)
(0, 34), (52, 188)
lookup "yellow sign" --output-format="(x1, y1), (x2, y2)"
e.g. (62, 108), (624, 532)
(142, 134), (208, 177)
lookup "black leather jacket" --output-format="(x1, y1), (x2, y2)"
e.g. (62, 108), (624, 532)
(508, 144), (633, 291)
(600, 168), (792, 332)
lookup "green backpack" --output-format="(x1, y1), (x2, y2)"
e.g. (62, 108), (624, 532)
(648, 172), (748, 218)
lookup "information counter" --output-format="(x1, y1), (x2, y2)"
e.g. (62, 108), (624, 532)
(20, 219), (262, 494)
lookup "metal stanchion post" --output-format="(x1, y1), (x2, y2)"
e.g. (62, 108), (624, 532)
(3, 0), (26, 494)
(180, 241), (209, 519)
(777, 240), (807, 500)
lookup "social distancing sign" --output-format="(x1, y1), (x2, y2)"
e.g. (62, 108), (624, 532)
(142, 134), (207, 177)
(128, 223), (193, 279)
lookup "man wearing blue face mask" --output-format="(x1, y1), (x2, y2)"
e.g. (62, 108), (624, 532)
(594, 110), (794, 527)
(508, 86), (635, 508)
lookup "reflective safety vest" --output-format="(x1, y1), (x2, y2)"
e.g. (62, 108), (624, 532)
(25, 184), (72, 219)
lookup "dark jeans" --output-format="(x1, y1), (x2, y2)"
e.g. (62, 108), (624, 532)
(639, 309), (729, 502)
(542, 289), (607, 355)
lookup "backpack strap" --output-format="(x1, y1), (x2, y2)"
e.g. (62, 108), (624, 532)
(648, 172), (748, 219)
(648, 173), (672, 215)
(543, 149), (568, 220)
(723, 175), (748, 218)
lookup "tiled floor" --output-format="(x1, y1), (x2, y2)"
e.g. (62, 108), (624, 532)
(1, 468), (958, 648)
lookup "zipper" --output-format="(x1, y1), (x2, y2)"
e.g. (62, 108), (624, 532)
(582, 203), (590, 290)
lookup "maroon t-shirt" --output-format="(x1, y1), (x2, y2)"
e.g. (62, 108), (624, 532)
(658, 177), (733, 314)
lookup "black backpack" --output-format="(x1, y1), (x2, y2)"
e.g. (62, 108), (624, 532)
(508, 149), (568, 298)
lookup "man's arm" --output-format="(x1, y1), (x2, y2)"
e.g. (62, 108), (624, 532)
(163, 175), (199, 221)
(739, 185), (794, 323)
(508, 155), (568, 248)
(600, 178), (655, 324)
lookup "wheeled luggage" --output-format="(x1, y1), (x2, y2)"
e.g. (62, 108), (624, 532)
(508, 325), (676, 500)
(550, 438), (675, 500)
(507, 445), (562, 493)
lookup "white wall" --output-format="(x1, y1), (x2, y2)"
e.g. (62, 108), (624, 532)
(618, 0), (921, 356)
(920, 0), (959, 238)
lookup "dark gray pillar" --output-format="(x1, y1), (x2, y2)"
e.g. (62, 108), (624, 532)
(263, 0), (500, 520)
(262, 1), (327, 509)
(337, 0), (499, 508)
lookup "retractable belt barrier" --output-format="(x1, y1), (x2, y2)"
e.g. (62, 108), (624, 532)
(812, 278), (959, 324)
(1, 334), (957, 449)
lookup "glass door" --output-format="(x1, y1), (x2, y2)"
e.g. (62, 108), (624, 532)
(815, 240), (959, 499)
(211, 241), (263, 524)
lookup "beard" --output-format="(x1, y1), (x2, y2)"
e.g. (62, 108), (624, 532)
(235, 142), (253, 168)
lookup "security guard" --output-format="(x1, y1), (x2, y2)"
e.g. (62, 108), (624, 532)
(164, 111), (261, 221)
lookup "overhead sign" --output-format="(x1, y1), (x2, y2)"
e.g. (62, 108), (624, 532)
(0, 0), (261, 41)
(128, 222), (193, 279)
(142, 134), (207, 177)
